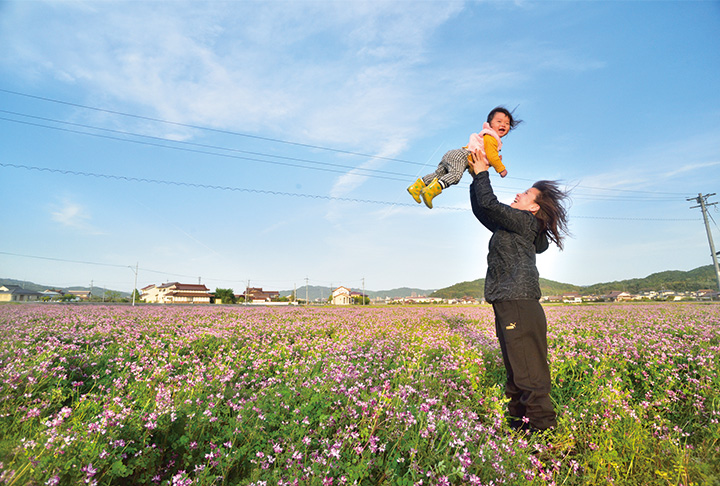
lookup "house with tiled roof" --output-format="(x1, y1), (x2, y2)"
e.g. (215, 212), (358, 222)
(241, 287), (280, 302)
(332, 286), (351, 305)
(0, 285), (42, 302)
(141, 282), (211, 304)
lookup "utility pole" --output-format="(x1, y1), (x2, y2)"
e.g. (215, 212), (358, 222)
(688, 193), (720, 293)
(305, 277), (309, 305)
(129, 263), (138, 306)
(362, 277), (365, 306)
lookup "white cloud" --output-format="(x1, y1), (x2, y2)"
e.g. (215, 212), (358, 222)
(50, 199), (102, 234)
(1, 1), (466, 149)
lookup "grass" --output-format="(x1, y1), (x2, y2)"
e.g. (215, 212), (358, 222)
(0, 303), (718, 485)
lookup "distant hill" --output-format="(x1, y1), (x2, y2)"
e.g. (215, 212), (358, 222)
(581, 265), (718, 294)
(3, 265), (716, 302)
(429, 278), (580, 300)
(0, 278), (130, 298)
(278, 285), (435, 302)
(429, 265), (717, 299)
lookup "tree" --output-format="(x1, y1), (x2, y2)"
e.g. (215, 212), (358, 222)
(105, 291), (123, 302)
(214, 288), (236, 304)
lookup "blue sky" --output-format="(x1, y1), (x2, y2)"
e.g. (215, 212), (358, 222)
(1, 0), (719, 294)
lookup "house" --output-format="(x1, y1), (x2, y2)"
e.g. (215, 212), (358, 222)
(696, 289), (719, 301)
(562, 292), (582, 304)
(602, 291), (633, 302)
(0, 285), (42, 302)
(40, 289), (65, 300)
(403, 296), (444, 304)
(141, 282), (211, 304)
(68, 290), (92, 300)
(241, 287), (280, 303)
(350, 291), (368, 304)
(332, 286), (351, 305)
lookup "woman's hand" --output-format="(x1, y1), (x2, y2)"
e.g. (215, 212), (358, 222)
(468, 152), (490, 176)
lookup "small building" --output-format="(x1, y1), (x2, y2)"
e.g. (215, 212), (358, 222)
(141, 282), (212, 304)
(562, 292), (582, 304)
(241, 287), (280, 303)
(602, 291), (634, 302)
(332, 286), (351, 305)
(0, 285), (42, 302)
(696, 289), (719, 301)
(40, 289), (64, 300)
(68, 290), (92, 300)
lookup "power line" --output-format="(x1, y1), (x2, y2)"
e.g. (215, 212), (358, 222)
(0, 88), (421, 166)
(687, 193), (720, 292)
(0, 250), (361, 290)
(24, 113), (675, 200)
(572, 215), (698, 221)
(0, 111), (416, 180)
(0, 162), (700, 221)
(0, 114), (687, 202)
(0, 250), (242, 284)
(0, 115), (411, 182)
(0, 89), (693, 199)
(0, 114), (688, 202)
(0, 162), (428, 208)
(0, 251), (129, 269)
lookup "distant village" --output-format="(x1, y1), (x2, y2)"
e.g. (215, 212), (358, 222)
(1, 282), (718, 304)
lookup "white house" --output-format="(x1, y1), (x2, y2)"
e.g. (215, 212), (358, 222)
(141, 282), (212, 304)
(332, 286), (351, 305)
(0, 285), (41, 302)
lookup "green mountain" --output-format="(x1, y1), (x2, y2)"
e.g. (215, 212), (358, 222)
(429, 265), (717, 299)
(581, 265), (718, 294)
(3, 265), (716, 303)
(0, 278), (130, 298)
(429, 278), (580, 300)
(281, 285), (435, 302)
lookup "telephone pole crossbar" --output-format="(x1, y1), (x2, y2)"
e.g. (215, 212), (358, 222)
(688, 193), (720, 293)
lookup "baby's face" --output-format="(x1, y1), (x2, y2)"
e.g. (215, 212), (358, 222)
(489, 112), (511, 137)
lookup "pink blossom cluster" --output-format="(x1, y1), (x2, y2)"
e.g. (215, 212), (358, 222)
(0, 303), (717, 485)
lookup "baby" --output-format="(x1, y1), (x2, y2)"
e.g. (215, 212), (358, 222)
(408, 106), (521, 208)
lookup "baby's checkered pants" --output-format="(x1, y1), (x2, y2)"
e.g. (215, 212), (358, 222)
(422, 148), (470, 188)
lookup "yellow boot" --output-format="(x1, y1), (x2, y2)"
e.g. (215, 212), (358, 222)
(420, 179), (442, 209)
(407, 178), (426, 204)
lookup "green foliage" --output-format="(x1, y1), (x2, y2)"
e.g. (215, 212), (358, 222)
(430, 277), (582, 299)
(582, 265), (719, 294)
(430, 265), (718, 299)
(213, 288), (236, 304)
(1, 304), (718, 485)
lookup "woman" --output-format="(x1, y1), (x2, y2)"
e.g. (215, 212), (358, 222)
(468, 154), (570, 433)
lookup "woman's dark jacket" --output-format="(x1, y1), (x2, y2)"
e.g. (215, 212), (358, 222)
(470, 171), (548, 303)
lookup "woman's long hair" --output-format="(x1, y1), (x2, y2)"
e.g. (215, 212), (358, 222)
(532, 180), (571, 250)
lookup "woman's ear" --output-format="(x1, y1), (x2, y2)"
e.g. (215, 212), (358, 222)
(530, 203), (540, 214)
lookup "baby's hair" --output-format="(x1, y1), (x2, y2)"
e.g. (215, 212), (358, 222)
(487, 106), (523, 132)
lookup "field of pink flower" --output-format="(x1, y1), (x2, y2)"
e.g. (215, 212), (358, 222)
(0, 303), (718, 485)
